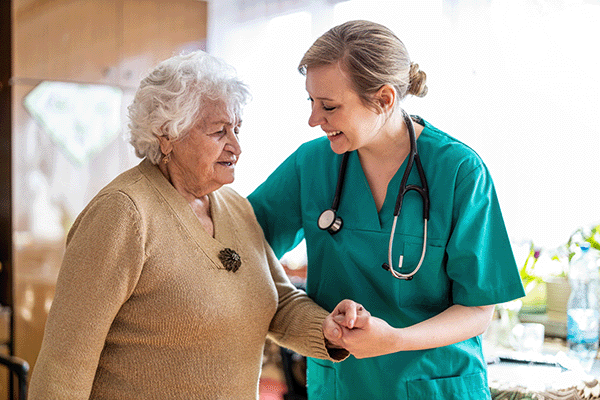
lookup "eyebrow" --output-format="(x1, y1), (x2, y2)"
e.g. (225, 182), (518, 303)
(209, 119), (241, 126)
(308, 95), (336, 102)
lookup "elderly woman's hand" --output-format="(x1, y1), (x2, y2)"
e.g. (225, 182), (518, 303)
(323, 299), (370, 348)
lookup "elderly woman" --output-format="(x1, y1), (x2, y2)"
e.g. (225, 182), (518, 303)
(28, 51), (361, 399)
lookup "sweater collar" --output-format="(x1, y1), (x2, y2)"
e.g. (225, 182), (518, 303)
(137, 158), (242, 272)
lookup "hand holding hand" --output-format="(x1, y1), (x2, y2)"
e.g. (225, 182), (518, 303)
(331, 314), (398, 358)
(323, 299), (399, 359)
(322, 299), (370, 348)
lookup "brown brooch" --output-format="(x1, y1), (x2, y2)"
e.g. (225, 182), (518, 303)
(218, 248), (242, 272)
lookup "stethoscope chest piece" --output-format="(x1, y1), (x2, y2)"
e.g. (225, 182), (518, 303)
(318, 209), (343, 234)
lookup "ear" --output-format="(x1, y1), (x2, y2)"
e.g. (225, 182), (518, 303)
(158, 135), (174, 156)
(375, 85), (396, 112)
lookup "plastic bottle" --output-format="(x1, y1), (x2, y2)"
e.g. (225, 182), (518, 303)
(567, 244), (600, 363)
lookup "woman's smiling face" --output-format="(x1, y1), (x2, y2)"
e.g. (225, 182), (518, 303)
(305, 62), (385, 154)
(168, 101), (242, 195)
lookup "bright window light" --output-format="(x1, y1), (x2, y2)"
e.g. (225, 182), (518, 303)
(210, 0), (600, 249)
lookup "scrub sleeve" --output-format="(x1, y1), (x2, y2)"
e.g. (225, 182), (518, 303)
(248, 118), (525, 400)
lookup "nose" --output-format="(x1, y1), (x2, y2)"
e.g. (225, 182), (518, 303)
(225, 129), (242, 156)
(308, 106), (325, 127)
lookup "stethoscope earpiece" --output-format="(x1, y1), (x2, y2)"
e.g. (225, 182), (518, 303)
(318, 209), (343, 234)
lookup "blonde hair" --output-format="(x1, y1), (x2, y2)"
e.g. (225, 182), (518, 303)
(128, 51), (250, 164)
(299, 20), (427, 110)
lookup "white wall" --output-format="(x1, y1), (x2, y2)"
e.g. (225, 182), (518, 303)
(208, 0), (600, 249)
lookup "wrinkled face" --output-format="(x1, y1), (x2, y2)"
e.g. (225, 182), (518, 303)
(305, 63), (385, 154)
(169, 101), (242, 194)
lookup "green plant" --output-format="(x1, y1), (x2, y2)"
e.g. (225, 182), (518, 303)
(517, 224), (599, 288)
(565, 224), (600, 262)
(519, 243), (543, 294)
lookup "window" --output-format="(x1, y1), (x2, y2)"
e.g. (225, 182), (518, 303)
(208, 0), (600, 249)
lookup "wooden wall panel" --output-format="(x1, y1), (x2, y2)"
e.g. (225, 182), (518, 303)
(13, 0), (120, 84)
(13, 0), (207, 87)
(120, 0), (207, 87)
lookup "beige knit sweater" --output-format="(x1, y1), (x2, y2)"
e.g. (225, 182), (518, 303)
(28, 158), (345, 400)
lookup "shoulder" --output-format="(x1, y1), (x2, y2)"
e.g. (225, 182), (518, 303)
(215, 186), (255, 219)
(215, 186), (267, 239)
(257, 137), (337, 185)
(416, 117), (488, 183)
(215, 185), (245, 204)
(67, 172), (145, 246)
(297, 136), (331, 153)
(292, 137), (335, 165)
(86, 163), (146, 210)
(95, 161), (147, 200)
(73, 160), (163, 232)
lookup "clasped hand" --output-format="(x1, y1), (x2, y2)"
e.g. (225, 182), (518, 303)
(323, 299), (397, 359)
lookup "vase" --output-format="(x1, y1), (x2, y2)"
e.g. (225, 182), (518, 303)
(546, 277), (570, 315)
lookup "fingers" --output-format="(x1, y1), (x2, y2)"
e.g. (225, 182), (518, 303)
(332, 301), (369, 329)
(323, 311), (351, 350)
(345, 306), (358, 329)
(323, 316), (342, 341)
(353, 305), (370, 329)
(333, 300), (365, 329)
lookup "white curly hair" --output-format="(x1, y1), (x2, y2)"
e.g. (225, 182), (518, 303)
(128, 50), (251, 164)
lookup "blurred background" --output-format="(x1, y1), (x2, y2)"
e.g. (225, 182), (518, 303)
(0, 0), (598, 398)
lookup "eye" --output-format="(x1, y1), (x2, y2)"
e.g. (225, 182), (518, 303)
(210, 129), (226, 137)
(308, 97), (336, 111)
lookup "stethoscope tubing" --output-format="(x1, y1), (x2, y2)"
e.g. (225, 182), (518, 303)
(387, 216), (428, 280)
(318, 109), (430, 280)
(385, 109), (430, 279)
(394, 110), (430, 218)
(332, 152), (350, 211)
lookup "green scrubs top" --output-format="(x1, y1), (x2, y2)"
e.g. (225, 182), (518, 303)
(248, 117), (525, 400)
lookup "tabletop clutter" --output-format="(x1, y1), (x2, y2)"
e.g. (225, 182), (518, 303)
(485, 241), (600, 399)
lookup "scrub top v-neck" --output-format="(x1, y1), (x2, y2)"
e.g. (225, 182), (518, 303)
(342, 149), (411, 231)
(248, 117), (525, 400)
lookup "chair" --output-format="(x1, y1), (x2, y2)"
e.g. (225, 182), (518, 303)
(0, 353), (29, 400)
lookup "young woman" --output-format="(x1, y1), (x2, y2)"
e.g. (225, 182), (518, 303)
(248, 20), (525, 399)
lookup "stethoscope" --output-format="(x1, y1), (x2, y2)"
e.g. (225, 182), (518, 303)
(317, 109), (430, 280)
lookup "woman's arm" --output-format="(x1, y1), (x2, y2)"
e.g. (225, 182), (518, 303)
(263, 235), (354, 361)
(28, 192), (145, 399)
(247, 149), (304, 259)
(325, 303), (495, 359)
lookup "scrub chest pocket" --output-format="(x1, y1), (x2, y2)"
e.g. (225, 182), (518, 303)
(389, 236), (449, 309)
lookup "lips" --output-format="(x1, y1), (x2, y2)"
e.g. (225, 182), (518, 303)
(326, 131), (343, 137)
(217, 157), (237, 167)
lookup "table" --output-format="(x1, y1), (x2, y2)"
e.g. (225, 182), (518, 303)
(486, 338), (600, 399)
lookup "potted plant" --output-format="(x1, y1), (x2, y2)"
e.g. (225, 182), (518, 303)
(519, 224), (600, 319)
(518, 243), (547, 314)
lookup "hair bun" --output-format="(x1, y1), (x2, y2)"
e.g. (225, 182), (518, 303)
(408, 63), (428, 97)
